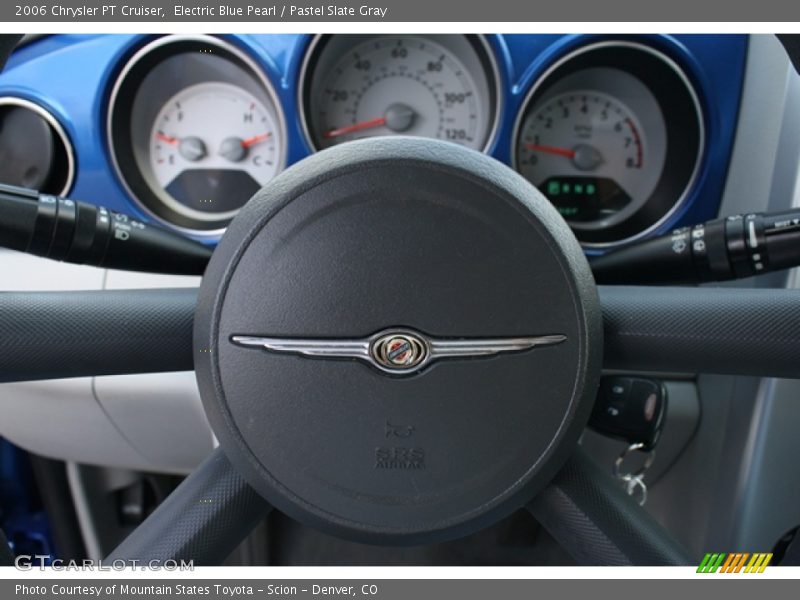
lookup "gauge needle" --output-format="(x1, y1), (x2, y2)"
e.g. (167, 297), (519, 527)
(156, 132), (178, 145)
(323, 117), (387, 140)
(526, 143), (576, 159)
(241, 133), (271, 148)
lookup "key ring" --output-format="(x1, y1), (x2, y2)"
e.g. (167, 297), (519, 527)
(612, 442), (655, 480)
(612, 443), (655, 506)
(622, 474), (648, 506)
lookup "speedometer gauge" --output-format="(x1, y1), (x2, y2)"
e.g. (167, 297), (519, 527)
(302, 35), (499, 151)
(513, 42), (703, 247)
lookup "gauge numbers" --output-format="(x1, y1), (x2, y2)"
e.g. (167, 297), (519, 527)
(307, 36), (495, 150)
(512, 45), (703, 247)
(517, 90), (663, 227)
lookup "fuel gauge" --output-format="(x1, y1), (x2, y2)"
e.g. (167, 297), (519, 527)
(109, 35), (288, 236)
(148, 81), (281, 220)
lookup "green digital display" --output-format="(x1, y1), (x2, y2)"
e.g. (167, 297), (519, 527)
(546, 180), (597, 198)
(540, 176), (632, 222)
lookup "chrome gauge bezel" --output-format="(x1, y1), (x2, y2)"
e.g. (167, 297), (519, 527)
(107, 35), (288, 239)
(0, 96), (76, 196)
(511, 40), (705, 249)
(297, 34), (503, 153)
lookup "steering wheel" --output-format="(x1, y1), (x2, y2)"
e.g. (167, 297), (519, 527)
(3, 36), (800, 567)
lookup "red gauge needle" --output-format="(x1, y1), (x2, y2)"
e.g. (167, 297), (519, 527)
(323, 117), (387, 140)
(241, 133), (271, 148)
(526, 143), (576, 159)
(155, 132), (178, 145)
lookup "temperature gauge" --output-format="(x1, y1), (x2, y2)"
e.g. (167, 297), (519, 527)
(149, 81), (281, 221)
(109, 36), (289, 236)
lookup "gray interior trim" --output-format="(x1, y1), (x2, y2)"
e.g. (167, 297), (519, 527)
(66, 462), (104, 560)
(646, 34), (800, 557)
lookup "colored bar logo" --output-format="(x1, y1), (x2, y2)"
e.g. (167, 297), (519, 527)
(697, 552), (773, 573)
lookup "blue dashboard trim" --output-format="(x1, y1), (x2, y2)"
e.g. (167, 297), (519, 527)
(0, 33), (747, 249)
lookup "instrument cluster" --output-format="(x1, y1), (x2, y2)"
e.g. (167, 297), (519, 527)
(299, 34), (500, 152)
(108, 36), (286, 235)
(512, 41), (703, 246)
(103, 34), (710, 246)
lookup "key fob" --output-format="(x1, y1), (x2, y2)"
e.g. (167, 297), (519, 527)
(588, 376), (667, 451)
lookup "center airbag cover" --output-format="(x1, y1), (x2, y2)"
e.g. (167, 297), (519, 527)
(195, 138), (601, 545)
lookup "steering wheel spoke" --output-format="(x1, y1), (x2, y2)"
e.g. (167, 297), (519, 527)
(4, 284), (800, 383)
(3, 138), (799, 565)
(527, 448), (692, 566)
(602, 285), (800, 378)
(0, 288), (196, 382)
(107, 448), (271, 565)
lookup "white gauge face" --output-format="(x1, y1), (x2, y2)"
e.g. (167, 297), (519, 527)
(517, 88), (666, 229)
(309, 36), (492, 150)
(148, 81), (281, 221)
(514, 66), (670, 234)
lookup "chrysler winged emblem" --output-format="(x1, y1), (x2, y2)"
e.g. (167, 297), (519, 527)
(231, 328), (566, 375)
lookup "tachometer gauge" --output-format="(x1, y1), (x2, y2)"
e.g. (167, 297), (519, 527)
(302, 35), (499, 151)
(149, 82), (280, 219)
(109, 36), (287, 237)
(513, 42), (703, 247)
(517, 89), (666, 227)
